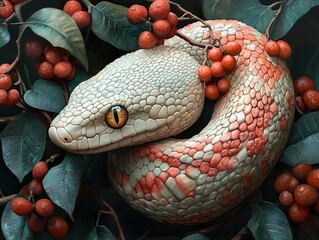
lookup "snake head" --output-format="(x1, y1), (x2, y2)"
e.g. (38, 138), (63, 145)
(49, 46), (205, 154)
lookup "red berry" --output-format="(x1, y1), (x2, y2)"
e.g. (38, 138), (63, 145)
(38, 61), (55, 79)
(314, 196), (319, 214)
(306, 169), (319, 190)
(166, 12), (178, 27)
(221, 55), (236, 72)
(0, 74), (12, 90)
(208, 48), (223, 62)
(24, 39), (43, 59)
(217, 78), (231, 94)
(0, 0), (14, 19)
(302, 89), (319, 111)
(72, 11), (91, 29)
(47, 216), (69, 238)
(153, 19), (171, 38)
(35, 199), (55, 217)
(291, 163), (312, 181)
(277, 40), (292, 59)
(138, 31), (158, 49)
(10, 0), (22, 4)
(274, 172), (299, 193)
(164, 26), (177, 39)
(156, 38), (165, 46)
(224, 41), (242, 56)
(205, 85), (220, 100)
(0, 89), (8, 104)
(295, 96), (306, 112)
(11, 197), (33, 216)
(197, 65), (212, 82)
(210, 61), (225, 77)
(28, 179), (43, 196)
(265, 40), (280, 57)
(0, 63), (10, 74)
(32, 161), (48, 180)
(127, 4), (148, 24)
(45, 48), (64, 65)
(6, 89), (20, 106)
(27, 213), (45, 234)
(149, 0), (170, 20)
(54, 61), (72, 78)
(293, 76), (316, 96)
(294, 184), (318, 207)
(288, 202), (310, 223)
(63, 0), (82, 16)
(66, 64), (76, 80)
(279, 190), (294, 207)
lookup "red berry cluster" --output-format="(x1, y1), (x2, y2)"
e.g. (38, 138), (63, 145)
(24, 39), (77, 81)
(0, 0), (21, 20)
(198, 41), (242, 101)
(293, 76), (319, 112)
(13, 161), (69, 238)
(63, 0), (91, 29)
(0, 64), (20, 106)
(127, 0), (178, 49)
(275, 163), (319, 223)
(265, 40), (291, 59)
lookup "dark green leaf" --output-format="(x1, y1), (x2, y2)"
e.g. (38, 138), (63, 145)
(1, 200), (34, 240)
(87, 225), (116, 240)
(89, 1), (147, 51)
(290, 43), (319, 89)
(280, 111), (319, 166)
(0, 24), (10, 48)
(270, 0), (319, 39)
(202, 0), (319, 39)
(67, 69), (92, 93)
(202, 0), (273, 34)
(25, 8), (88, 71)
(183, 233), (210, 240)
(248, 201), (292, 240)
(0, 113), (46, 182)
(43, 153), (86, 220)
(24, 79), (66, 113)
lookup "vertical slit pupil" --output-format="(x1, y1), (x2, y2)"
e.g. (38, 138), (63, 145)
(113, 108), (120, 124)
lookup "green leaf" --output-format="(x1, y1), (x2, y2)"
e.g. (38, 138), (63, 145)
(89, 1), (147, 51)
(67, 69), (92, 93)
(25, 8), (88, 71)
(0, 113), (46, 182)
(24, 79), (66, 113)
(248, 201), (292, 240)
(43, 153), (86, 220)
(0, 24), (10, 48)
(202, 0), (319, 39)
(87, 225), (116, 240)
(1, 200), (34, 240)
(270, 0), (319, 39)
(183, 233), (210, 240)
(290, 43), (319, 89)
(280, 111), (319, 166)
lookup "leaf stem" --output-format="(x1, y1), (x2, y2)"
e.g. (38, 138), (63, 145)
(97, 198), (125, 240)
(265, 1), (284, 39)
(231, 226), (250, 240)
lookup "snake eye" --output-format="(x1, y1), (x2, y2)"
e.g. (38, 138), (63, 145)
(105, 105), (128, 129)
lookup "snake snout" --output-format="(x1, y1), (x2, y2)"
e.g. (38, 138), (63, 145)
(48, 127), (73, 149)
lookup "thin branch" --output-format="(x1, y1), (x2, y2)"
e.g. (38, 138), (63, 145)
(45, 153), (62, 164)
(97, 199), (125, 240)
(265, 1), (284, 39)
(176, 30), (212, 49)
(0, 194), (17, 205)
(231, 226), (250, 240)
(0, 116), (15, 124)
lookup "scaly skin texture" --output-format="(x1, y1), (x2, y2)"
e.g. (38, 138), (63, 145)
(49, 20), (295, 225)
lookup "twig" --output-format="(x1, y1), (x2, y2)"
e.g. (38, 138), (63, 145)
(97, 199), (125, 240)
(0, 116), (15, 124)
(265, 1), (284, 39)
(45, 153), (62, 164)
(0, 194), (17, 205)
(231, 226), (250, 240)
(176, 30), (212, 49)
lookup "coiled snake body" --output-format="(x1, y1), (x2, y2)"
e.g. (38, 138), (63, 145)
(49, 20), (295, 225)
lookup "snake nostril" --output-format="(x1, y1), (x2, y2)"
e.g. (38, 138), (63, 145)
(56, 128), (73, 143)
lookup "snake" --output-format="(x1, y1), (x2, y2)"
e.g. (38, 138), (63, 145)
(48, 20), (295, 225)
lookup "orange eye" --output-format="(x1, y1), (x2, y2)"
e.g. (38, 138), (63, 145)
(105, 105), (128, 129)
